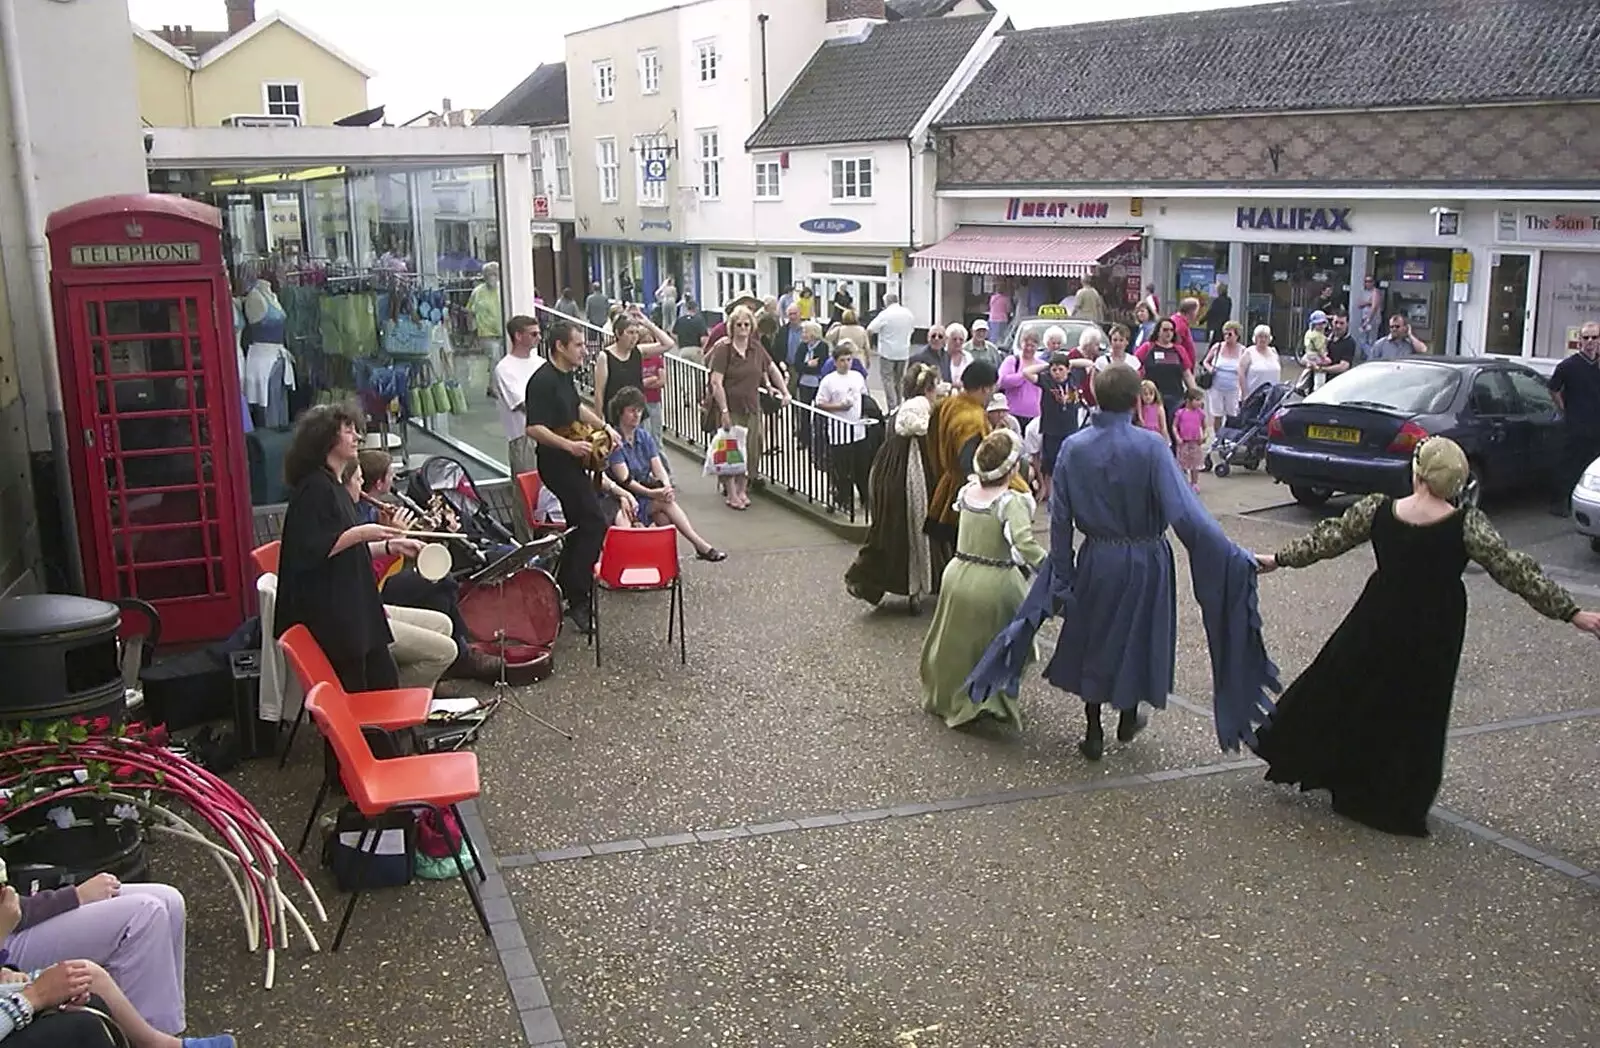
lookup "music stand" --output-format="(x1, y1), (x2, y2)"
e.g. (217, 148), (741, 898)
(466, 532), (575, 740)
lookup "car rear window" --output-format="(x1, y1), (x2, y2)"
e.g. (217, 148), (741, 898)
(1303, 362), (1461, 415)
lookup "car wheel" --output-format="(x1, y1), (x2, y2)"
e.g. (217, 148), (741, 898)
(1214, 461), (1231, 478)
(1290, 485), (1332, 507)
(1454, 463), (1484, 510)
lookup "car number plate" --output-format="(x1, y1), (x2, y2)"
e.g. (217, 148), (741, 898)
(1307, 425), (1361, 444)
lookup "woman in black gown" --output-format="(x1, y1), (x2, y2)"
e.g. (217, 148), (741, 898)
(1254, 437), (1600, 837)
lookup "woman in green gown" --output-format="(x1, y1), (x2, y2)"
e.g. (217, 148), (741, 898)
(920, 428), (1046, 727)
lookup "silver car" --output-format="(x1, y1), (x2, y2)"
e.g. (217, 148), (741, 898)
(1572, 455), (1600, 553)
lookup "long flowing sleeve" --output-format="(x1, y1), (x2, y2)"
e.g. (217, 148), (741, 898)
(1002, 492), (1047, 570)
(1154, 447), (1281, 751)
(964, 446), (1074, 703)
(1274, 493), (1382, 568)
(1462, 508), (1580, 621)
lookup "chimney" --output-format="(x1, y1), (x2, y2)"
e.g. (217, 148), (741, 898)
(824, 0), (887, 40)
(442, 98), (453, 113)
(224, 0), (256, 35)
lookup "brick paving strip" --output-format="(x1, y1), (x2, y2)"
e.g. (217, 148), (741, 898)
(473, 703), (1600, 1045)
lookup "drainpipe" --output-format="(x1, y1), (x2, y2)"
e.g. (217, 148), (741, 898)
(757, 14), (771, 117)
(908, 137), (919, 308)
(0, 0), (85, 592)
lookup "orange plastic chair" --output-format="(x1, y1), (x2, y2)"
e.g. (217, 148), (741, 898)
(590, 525), (685, 668)
(250, 541), (280, 578)
(514, 471), (567, 533)
(302, 681), (490, 951)
(276, 624), (434, 774)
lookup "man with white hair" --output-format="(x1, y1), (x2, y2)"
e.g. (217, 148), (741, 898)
(943, 323), (973, 385)
(868, 292), (916, 411)
(968, 318), (1001, 370)
(910, 324), (953, 384)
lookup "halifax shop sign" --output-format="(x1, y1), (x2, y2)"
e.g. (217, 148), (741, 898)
(1236, 206), (1353, 232)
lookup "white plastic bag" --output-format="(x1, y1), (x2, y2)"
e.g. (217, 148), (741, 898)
(702, 425), (749, 477)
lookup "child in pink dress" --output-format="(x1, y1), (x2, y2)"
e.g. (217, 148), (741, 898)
(1134, 380), (1168, 444)
(1173, 389), (1208, 490)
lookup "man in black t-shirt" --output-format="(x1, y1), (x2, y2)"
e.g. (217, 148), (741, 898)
(1322, 312), (1359, 375)
(673, 296), (709, 357)
(524, 319), (617, 632)
(1549, 322), (1600, 515)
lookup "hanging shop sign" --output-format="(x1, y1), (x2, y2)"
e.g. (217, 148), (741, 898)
(533, 195), (551, 220)
(799, 217), (861, 235)
(1497, 207), (1600, 246)
(643, 158), (669, 184)
(1235, 206), (1353, 232)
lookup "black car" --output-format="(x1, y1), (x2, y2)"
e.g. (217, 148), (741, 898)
(1265, 356), (1561, 508)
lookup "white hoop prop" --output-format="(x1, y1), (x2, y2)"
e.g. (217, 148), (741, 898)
(416, 542), (452, 581)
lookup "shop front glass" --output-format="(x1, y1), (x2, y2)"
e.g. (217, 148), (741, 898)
(151, 162), (506, 503)
(1246, 244), (1350, 351)
(1533, 251), (1600, 358)
(1170, 240), (1230, 321)
(1372, 247), (1452, 351)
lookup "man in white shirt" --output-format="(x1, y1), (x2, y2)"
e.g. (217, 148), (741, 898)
(814, 341), (872, 514)
(867, 292), (915, 413)
(493, 314), (546, 540)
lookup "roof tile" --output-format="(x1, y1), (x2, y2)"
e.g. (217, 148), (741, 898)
(479, 63), (569, 128)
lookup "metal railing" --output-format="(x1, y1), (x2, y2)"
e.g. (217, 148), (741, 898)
(530, 304), (878, 524)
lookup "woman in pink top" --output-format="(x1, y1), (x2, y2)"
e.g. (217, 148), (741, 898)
(998, 326), (1050, 429)
(988, 286), (1012, 345)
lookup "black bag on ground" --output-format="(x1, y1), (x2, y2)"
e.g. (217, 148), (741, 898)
(321, 804), (416, 891)
(141, 648), (231, 732)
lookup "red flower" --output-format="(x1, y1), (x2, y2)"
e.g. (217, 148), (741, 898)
(146, 726), (169, 747)
(89, 717), (112, 733)
(125, 721), (146, 736)
(112, 764), (138, 781)
(0, 796), (10, 811)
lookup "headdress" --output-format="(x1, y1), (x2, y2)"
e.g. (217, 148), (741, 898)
(975, 428), (1023, 483)
(1413, 436), (1468, 500)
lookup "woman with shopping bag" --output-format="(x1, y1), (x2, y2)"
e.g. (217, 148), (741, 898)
(706, 304), (790, 510)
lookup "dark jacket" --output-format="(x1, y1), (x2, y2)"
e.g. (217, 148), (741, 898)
(909, 344), (953, 383)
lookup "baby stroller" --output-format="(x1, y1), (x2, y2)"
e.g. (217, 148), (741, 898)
(1210, 381), (1297, 477)
(404, 455), (518, 570)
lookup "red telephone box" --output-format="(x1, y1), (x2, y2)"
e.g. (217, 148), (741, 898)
(46, 195), (252, 644)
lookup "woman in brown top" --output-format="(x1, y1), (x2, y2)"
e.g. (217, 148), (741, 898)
(827, 309), (871, 373)
(708, 304), (789, 510)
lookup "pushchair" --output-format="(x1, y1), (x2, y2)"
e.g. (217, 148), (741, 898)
(404, 455), (518, 571)
(1210, 380), (1297, 477)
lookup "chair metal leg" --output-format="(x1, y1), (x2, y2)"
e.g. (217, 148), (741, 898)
(296, 774), (332, 853)
(332, 819), (381, 951)
(445, 811), (492, 936)
(676, 581), (687, 666)
(277, 705), (307, 769)
(591, 588), (602, 668)
(451, 804), (488, 884)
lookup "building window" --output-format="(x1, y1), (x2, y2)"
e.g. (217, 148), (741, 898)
(593, 60), (616, 102)
(695, 39), (719, 83)
(530, 137), (545, 196)
(553, 134), (571, 198)
(715, 255), (758, 308)
(638, 49), (661, 95)
(596, 137), (619, 203)
(830, 157), (873, 201)
(262, 81), (302, 121)
(697, 129), (721, 201)
(633, 133), (668, 207)
(754, 160), (782, 199)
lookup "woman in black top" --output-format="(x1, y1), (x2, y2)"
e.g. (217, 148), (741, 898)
(1134, 317), (1197, 447)
(274, 404), (421, 691)
(594, 307), (674, 421)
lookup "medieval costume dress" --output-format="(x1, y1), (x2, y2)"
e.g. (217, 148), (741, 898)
(845, 395), (938, 610)
(923, 392), (1028, 587)
(966, 410), (1279, 752)
(1253, 494), (1580, 837)
(921, 482), (1045, 727)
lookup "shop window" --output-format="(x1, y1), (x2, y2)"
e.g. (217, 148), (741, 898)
(698, 129), (721, 201)
(593, 60), (616, 102)
(596, 137), (619, 202)
(830, 157), (872, 201)
(754, 161), (781, 199)
(638, 49), (661, 95)
(530, 138), (545, 197)
(262, 82), (302, 122)
(635, 133), (667, 207)
(553, 134), (572, 198)
(812, 259), (889, 321)
(714, 256), (758, 310)
(696, 39), (719, 83)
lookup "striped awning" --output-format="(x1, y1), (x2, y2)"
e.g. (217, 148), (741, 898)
(912, 226), (1140, 277)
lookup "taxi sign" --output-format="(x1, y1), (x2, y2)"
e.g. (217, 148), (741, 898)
(1036, 304), (1070, 318)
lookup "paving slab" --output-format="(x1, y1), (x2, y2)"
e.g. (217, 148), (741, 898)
(1439, 718), (1600, 869)
(506, 771), (1600, 1048)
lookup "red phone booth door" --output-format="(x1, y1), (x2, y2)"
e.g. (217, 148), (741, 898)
(66, 283), (245, 643)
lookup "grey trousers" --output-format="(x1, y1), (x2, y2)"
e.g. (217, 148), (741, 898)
(880, 358), (909, 413)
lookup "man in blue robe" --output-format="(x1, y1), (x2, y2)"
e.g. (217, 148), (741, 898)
(966, 364), (1279, 759)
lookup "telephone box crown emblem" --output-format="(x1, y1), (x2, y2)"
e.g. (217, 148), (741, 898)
(125, 220), (144, 239)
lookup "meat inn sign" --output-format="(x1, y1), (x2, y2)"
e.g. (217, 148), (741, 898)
(69, 242), (202, 266)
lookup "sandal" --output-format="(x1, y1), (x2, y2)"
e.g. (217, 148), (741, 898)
(697, 547), (727, 562)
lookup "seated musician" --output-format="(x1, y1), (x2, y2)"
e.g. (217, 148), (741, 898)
(344, 460), (501, 686)
(606, 386), (726, 561)
(523, 319), (624, 635)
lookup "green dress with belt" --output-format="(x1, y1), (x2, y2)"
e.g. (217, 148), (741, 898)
(920, 485), (1046, 727)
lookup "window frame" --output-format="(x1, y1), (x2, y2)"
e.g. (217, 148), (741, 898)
(634, 133), (668, 207)
(261, 80), (304, 121)
(694, 39), (719, 84)
(753, 160), (782, 200)
(637, 48), (661, 95)
(530, 136), (546, 197)
(829, 156), (874, 202)
(593, 59), (616, 103)
(697, 128), (722, 201)
(596, 136), (619, 203)
(553, 133), (572, 199)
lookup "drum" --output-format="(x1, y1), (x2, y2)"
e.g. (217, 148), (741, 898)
(415, 542), (453, 582)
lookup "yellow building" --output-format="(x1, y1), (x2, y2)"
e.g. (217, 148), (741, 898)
(132, 5), (372, 128)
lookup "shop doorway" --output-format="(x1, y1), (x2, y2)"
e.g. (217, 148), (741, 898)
(1246, 244), (1350, 351)
(1485, 252), (1534, 356)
